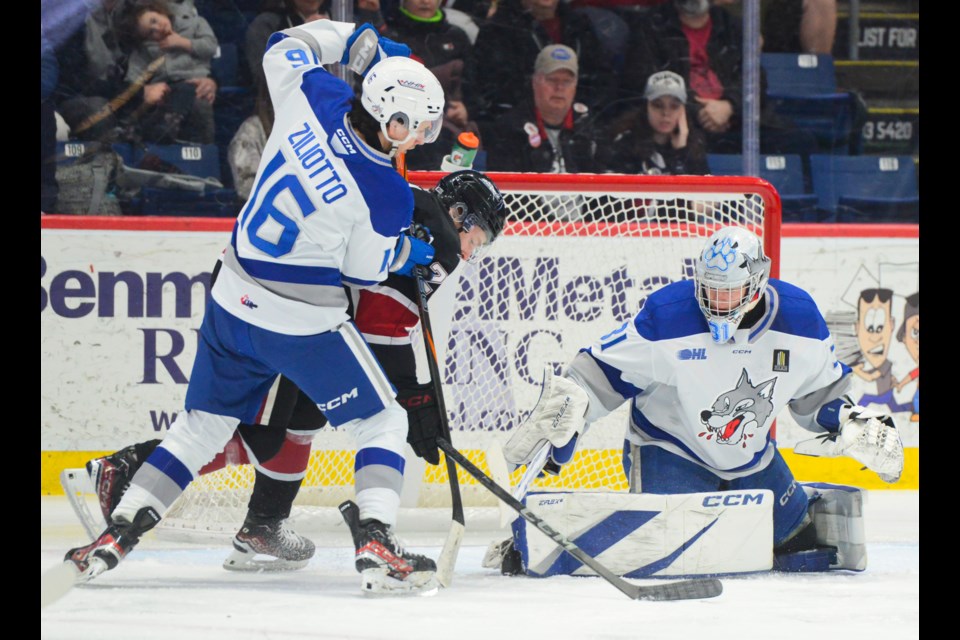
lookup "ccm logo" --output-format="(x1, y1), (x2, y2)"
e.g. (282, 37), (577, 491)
(318, 387), (358, 411)
(702, 493), (765, 507)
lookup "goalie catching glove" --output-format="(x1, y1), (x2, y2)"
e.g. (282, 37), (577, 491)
(794, 405), (904, 483)
(503, 367), (590, 474)
(341, 23), (411, 77)
(396, 383), (443, 465)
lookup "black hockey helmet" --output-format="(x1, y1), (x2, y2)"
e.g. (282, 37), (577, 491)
(433, 170), (507, 244)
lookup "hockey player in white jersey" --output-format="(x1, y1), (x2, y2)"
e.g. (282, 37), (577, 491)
(63, 20), (450, 595)
(500, 226), (904, 573)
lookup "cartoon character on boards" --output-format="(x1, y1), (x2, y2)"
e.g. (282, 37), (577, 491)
(852, 288), (911, 413)
(894, 292), (919, 422)
(700, 368), (777, 448)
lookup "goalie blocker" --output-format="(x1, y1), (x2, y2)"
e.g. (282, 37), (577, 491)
(506, 483), (865, 578)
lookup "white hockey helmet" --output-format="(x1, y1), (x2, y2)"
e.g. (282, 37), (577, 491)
(361, 56), (445, 150)
(694, 226), (771, 343)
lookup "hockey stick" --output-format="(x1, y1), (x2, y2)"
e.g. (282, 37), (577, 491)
(413, 266), (465, 588)
(435, 438), (723, 602)
(41, 562), (79, 610)
(498, 441), (551, 527)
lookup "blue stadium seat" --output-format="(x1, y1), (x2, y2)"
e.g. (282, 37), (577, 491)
(809, 154), (919, 222)
(141, 143), (222, 180)
(761, 53), (862, 154)
(212, 42), (241, 89)
(707, 154), (820, 222)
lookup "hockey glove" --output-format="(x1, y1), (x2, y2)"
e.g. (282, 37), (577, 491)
(396, 383), (443, 465)
(794, 405), (904, 483)
(340, 23), (411, 77)
(504, 366), (589, 468)
(390, 226), (435, 277)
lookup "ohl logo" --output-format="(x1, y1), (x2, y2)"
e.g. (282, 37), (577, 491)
(678, 348), (707, 361)
(240, 294), (258, 309)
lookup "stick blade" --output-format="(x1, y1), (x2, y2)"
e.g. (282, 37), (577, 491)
(632, 577), (723, 602)
(435, 521), (465, 588)
(42, 562), (79, 610)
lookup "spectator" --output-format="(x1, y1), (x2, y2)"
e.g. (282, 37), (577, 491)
(118, 0), (219, 144)
(484, 44), (600, 220)
(597, 70), (708, 175)
(463, 0), (617, 126)
(52, 0), (131, 143)
(715, 0), (838, 55)
(226, 81), (273, 202)
(622, 0), (815, 156)
(383, 0), (481, 170)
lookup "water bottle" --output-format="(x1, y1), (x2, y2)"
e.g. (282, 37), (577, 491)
(440, 132), (479, 172)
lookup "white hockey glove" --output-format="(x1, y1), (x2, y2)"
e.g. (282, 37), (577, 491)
(794, 405), (904, 483)
(340, 23), (411, 77)
(503, 367), (589, 470)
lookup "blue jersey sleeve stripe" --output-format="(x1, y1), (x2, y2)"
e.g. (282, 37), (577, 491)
(355, 447), (406, 474)
(583, 348), (643, 399)
(342, 275), (379, 286)
(145, 446), (194, 490)
(230, 235), (343, 285)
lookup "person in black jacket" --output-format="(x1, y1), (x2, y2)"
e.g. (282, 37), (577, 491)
(463, 0), (617, 127)
(622, 0), (814, 156)
(597, 70), (709, 176)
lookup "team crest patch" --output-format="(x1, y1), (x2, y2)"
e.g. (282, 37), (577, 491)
(772, 349), (790, 372)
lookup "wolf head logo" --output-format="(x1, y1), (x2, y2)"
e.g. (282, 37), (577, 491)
(699, 368), (777, 447)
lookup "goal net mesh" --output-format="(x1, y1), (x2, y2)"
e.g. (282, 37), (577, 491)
(159, 173), (781, 537)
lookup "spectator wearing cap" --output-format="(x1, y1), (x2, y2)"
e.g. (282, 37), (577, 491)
(621, 0), (816, 156)
(483, 44), (600, 174)
(462, 0), (617, 127)
(597, 70), (708, 175)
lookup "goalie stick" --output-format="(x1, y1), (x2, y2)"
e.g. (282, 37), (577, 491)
(413, 266), (464, 588)
(435, 438), (723, 602)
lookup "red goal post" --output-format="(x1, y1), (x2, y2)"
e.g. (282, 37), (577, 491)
(159, 172), (783, 537)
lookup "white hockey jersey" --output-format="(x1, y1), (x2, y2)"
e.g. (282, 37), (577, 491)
(565, 279), (853, 480)
(213, 20), (414, 335)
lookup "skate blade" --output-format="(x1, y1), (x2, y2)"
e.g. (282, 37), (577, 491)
(222, 549), (310, 572)
(360, 568), (440, 597)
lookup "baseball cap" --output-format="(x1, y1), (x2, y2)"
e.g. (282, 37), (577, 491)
(534, 44), (578, 78)
(644, 70), (688, 103)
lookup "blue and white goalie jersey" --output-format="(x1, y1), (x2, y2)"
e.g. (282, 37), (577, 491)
(213, 20), (414, 335)
(565, 279), (853, 479)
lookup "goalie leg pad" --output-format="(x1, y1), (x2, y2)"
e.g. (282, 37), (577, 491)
(802, 482), (867, 571)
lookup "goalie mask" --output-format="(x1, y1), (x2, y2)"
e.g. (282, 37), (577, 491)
(434, 170), (507, 261)
(361, 56), (445, 151)
(694, 227), (771, 343)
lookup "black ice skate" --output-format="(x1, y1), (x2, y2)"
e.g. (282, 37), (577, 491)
(63, 506), (160, 583)
(86, 440), (161, 521)
(339, 500), (438, 596)
(223, 516), (316, 572)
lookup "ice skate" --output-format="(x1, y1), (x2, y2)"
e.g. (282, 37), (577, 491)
(223, 516), (316, 572)
(63, 506), (160, 583)
(86, 440), (160, 521)
(339, 500), (439, 596)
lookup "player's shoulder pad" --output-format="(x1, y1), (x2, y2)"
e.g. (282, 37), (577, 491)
(633, 280), (705, 341)
(766, 279), (830, 340)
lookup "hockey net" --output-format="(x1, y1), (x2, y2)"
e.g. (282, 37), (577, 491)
(158, 172), (782, 538)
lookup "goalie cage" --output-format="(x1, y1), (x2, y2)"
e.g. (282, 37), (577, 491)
(155, 172), (783, 541)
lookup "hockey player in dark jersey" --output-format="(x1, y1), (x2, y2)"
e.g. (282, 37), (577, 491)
(70, 170), (508, 583)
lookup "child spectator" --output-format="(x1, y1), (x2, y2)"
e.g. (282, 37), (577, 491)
(119, 0), (219, 144)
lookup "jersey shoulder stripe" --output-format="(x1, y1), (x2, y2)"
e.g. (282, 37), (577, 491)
(633, 280), (705, 341)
